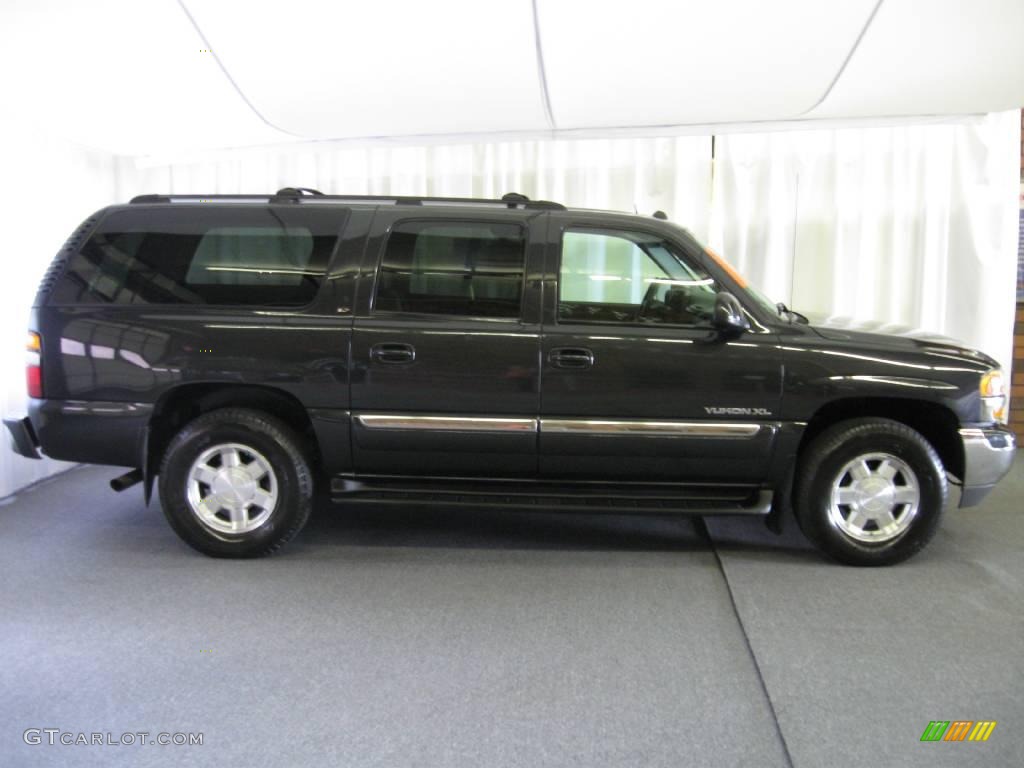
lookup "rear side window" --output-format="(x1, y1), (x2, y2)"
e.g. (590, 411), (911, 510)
(48, 207), (343, 306)
(374, 221), (526, 318)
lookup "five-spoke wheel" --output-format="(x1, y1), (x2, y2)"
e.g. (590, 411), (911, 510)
(159, 408), (313, 558)
(795, 418), (946, 566)
(828, 452), (920, 543)
(186, 443), (279, 535)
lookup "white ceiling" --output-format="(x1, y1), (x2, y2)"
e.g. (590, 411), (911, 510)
(805, 0), (1024, 118)
(537, 0), (880, 127)
(1, 0), (1022, 157)
(183, 0), (550, 138)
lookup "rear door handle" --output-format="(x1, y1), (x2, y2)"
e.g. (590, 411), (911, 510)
(370, 343), (416, 365)
(548, 347), (594, 369)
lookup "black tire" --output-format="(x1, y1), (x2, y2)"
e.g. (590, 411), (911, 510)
(793, 417), (947, 566)
(158, 408), (313, 558)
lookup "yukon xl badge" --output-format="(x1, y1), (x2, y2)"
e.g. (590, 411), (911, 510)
(705, 406), (773, 417)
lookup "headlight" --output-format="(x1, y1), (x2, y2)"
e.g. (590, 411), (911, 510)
(980, 369), (1007, 424)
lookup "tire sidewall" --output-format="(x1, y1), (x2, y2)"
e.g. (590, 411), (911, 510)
(159, 415), (309, 557)
(797, 421), (946, 566)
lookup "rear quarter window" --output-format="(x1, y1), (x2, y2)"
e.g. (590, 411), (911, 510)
(48, 207), (344, 306)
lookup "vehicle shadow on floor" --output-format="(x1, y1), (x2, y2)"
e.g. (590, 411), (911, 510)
(299, 494), (821, 560)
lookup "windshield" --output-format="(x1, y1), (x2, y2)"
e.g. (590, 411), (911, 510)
(669, 225), (796, 322)
(740, 280), (783, 318)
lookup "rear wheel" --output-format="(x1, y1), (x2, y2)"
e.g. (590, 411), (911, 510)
(794, 418), (947, 566)
(158, 408), (313, 557)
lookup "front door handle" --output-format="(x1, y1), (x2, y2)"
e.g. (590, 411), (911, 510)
(549, 347), (594, 369)
(370, 342), (416, 365)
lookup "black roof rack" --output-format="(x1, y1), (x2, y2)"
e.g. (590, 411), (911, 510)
(129, 189), (566, 211)
(274, 186), (324, 199)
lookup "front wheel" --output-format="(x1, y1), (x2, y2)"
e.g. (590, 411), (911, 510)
(794, 418), (947, 566)
(158, 408), (313, 557)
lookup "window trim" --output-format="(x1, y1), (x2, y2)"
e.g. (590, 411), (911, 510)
(553, 224), (721, 330)
(369, 217), (530, 323)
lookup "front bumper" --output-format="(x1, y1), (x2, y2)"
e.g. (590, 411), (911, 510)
(4, 416), (41, 460)
(958, 426), (1016, 507)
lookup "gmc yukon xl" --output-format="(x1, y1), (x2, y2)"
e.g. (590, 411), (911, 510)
(4, 188), (1016, 564)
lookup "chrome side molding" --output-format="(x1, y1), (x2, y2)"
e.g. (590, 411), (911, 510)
(541, 418), (762, 437)
(355, 415), (537, 432)
(355, 414), (766, 438)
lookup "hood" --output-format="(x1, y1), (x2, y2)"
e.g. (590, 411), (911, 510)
(804, 315), (998, 370)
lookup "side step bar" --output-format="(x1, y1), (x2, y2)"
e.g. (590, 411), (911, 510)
(331, 477), (772, 516)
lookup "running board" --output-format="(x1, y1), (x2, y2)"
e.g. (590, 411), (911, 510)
(330, 477), (772, 516)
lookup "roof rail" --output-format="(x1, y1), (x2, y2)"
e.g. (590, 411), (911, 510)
(129, 189), (566, 211)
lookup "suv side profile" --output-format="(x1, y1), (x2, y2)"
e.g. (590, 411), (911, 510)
(5, 188), (1016, 565)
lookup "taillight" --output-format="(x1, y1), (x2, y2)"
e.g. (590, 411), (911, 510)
(27, 331), (42, 398)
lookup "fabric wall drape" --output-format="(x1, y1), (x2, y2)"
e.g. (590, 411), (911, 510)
(708, 111), (1021, 372)
(120, 137), (715, 239)
(2, 115), (1019, 497)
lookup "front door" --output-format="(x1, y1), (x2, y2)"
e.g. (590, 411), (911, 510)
(349, 209), (545, 477)
(539, 219), (782, 482)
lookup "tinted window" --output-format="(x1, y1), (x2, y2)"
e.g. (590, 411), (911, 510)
(375, 221), (526, 318)
(49, 207), (342, 306)
(559, 229), (722, 325)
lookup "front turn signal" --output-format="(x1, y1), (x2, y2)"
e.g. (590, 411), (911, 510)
(980, 369), (1006, 424)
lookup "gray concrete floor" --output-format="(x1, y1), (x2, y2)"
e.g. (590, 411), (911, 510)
(1, 456), (1021, 767)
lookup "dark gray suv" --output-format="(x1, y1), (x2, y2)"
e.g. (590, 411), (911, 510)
(5, 188), (1016, 564)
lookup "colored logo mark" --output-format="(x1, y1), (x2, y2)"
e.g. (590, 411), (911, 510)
(920, 720), (997, 742)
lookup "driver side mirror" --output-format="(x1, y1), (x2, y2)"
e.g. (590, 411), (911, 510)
(712, 292), (750, 335)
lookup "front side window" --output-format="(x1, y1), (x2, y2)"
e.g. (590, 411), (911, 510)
(558, 228), (721, 326)
(374, 221), (526, 319)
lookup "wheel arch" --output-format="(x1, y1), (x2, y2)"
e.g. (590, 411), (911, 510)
(797, 397), (964, 483)
(143, 384), (321, 504)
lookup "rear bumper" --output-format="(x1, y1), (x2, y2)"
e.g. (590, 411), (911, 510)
(21, 398), (151, 468)
(958, 426), (1016, 507)
(3, 416), (41, 459)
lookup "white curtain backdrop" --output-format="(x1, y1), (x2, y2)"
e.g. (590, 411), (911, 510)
(1, 115), (1019, 497)
(118, 137), (715, 239)
(708, 111), (1021, 372)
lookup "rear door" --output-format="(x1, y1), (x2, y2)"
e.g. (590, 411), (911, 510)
(539, 215), (782, 482)
(349, 208), (546, 477)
